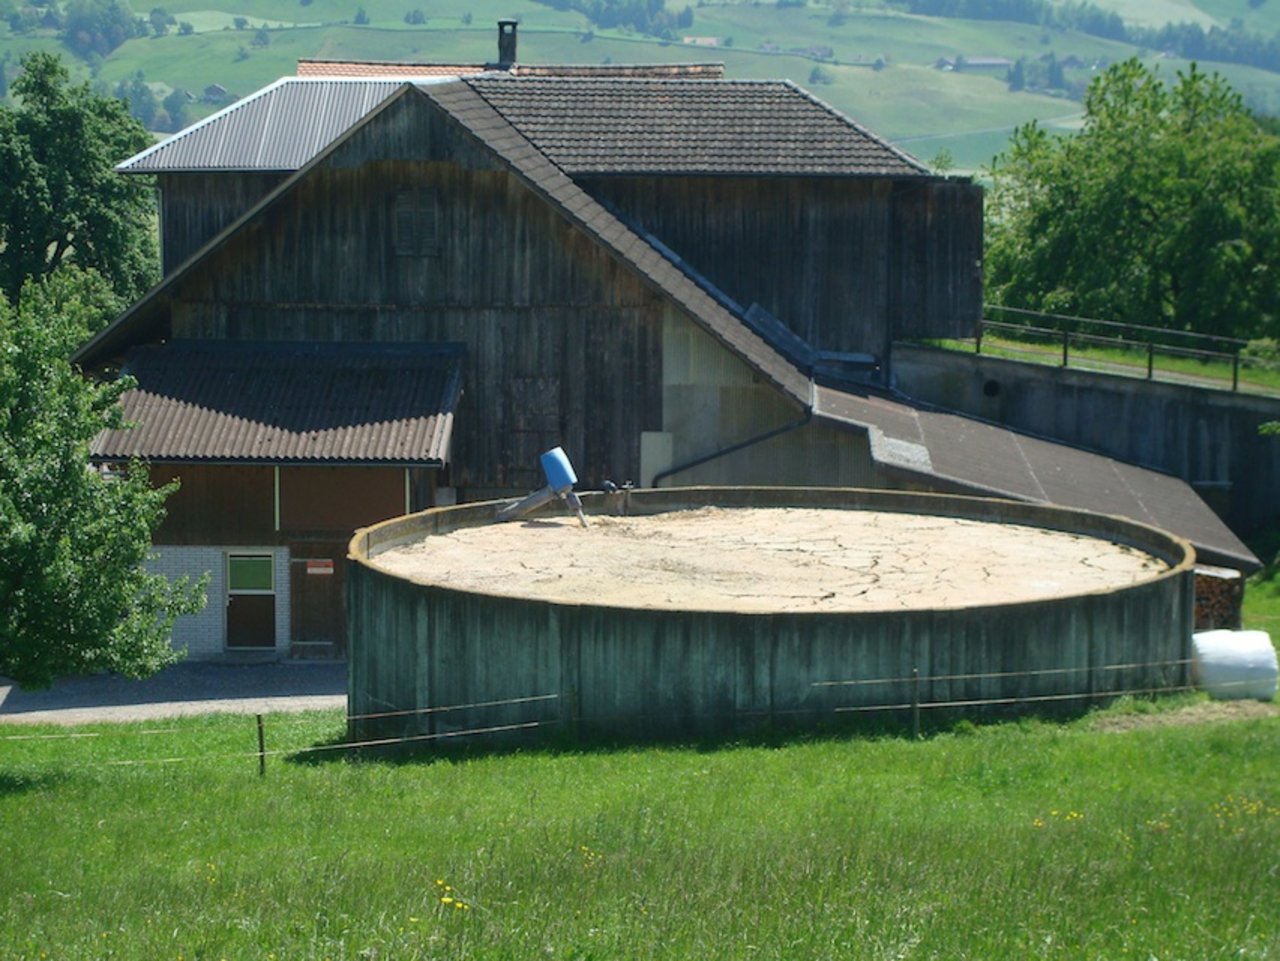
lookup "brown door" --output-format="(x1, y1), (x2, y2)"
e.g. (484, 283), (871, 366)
(226, 554), (275, 649)
(290, 547), (347, 656)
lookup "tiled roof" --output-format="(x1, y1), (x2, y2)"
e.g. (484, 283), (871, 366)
(118, 75), (927, 176)
(92, 341), (463, 465)
(814, 385), (1259, 572)
(297, 59), (486, 77)
(466, 76), (928, 176)
(296, 59), (724, 79)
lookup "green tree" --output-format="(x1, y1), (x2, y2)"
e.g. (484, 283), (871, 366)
(162, 86), (190, 131)
(0, 268), (204, 689)
(986, 59), (1280, 340)
(115, 69), (158, 127)
(0, 52), (158, 305)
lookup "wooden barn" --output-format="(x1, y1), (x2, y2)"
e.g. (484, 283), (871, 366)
(73, 28), (1255, 659)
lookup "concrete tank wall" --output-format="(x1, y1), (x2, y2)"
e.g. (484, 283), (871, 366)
(892, 344), (1280, 536)
(347, 488), (1196, 747)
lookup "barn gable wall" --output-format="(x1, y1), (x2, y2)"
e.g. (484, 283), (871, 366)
(578, 175), (982, 357)
(158, 172), (289, 274)
(159, 92), (757, 493)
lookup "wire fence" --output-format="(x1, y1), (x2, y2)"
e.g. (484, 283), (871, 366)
(0, 656), (1266, 773)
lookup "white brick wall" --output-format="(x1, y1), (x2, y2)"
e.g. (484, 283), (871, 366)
(147, 546), (291, 658)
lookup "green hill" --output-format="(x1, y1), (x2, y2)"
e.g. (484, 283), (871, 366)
(4, 0), (1280, 172)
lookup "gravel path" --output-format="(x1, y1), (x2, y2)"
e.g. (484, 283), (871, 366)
(0, 661), (346, 725)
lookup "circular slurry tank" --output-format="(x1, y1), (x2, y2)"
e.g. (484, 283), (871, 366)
(347, 488), (1196, 746)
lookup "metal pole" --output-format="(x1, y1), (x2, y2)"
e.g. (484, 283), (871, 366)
(257, 713), (266, 777)
(1233, 352), (1240, 392)
(1061, 329), (1069, 367)
(1147, 342), (1154, 380)
(911, 669), (921, 740)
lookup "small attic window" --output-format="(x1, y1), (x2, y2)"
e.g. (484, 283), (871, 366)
(392, 187), (440, 257)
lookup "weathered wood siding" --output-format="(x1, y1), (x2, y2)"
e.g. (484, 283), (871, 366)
(166, 92), (667, 493)
(157, 172), (288, 275)
(578, 175), (983, 358)
(151, 463), (410, 545)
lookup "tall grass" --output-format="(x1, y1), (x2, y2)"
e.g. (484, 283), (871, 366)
(1, 705), (1275, 959)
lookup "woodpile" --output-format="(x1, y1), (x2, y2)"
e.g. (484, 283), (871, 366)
(1195, 565), (1244, 631)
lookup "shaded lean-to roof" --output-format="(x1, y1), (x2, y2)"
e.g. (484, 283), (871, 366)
(117, 75), (929, 177)
(93, 341), (462, 465)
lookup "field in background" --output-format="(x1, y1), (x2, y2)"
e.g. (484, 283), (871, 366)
(6, 0), (1280, 170)
(0, 698), (1276, 959)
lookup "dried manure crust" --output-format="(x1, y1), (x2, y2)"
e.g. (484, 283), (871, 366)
(371, 506), (1169, 613)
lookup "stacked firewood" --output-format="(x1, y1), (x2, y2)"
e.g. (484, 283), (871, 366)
(1194, 566), (1244, 631)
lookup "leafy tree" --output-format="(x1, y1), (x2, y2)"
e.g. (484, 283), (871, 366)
(148, 6), (175, 36)
(0, 267), (205, 689)
(353, 6), (369, 23)
(252, 25), (270, 46)
(0, 53), (159, 305)
(162, 86), (190, 131)
(1006, 57), (1025, 91)
(115, 69), (158, 127)
(233, 15), (248, 29)
(61, 0), (147, 57)
(178, 20), (193, 34)
(986, 60), (1280, 340)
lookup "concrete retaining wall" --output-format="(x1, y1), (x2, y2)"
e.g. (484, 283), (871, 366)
(347, 488), (1195, 747)
(892, 344), (1280, 536)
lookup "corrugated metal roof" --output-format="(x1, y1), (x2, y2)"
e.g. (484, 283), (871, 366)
(118, 78), (415, 172)
(814, 385), (1259, 572)
(92, 341), (463, 465)
(118, 75), (927, 177)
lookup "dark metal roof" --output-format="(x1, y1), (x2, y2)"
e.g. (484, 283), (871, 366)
(118, 75), (928, 177)
(92, 341), (463, 465)
(466, 76), (928, 176)
(814, 385), (1259, 572)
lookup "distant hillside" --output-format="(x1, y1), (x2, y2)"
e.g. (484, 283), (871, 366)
(3, 0), (1280, 172)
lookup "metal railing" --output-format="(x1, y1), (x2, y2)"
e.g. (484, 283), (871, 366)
(975, 305), (1272, 393)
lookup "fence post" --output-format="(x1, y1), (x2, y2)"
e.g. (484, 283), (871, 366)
(257, 714), (266, 777)
(911, 668), (921, 740)
(1061, 329), (1069, 367)
(1233, 352), (1240, 392)
(975, 319), (983, 355)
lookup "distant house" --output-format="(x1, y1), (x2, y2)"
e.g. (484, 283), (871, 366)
(73, 24), (1253, 659)
(202, 83), (227, 102)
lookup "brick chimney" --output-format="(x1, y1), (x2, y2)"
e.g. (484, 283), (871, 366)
(498, 20), (518, 69)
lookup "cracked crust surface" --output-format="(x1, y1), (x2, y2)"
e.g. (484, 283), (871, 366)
(370, 507), (1169, 612)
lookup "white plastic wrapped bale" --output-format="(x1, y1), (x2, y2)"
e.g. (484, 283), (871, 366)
(1192, 630), (1278, 701)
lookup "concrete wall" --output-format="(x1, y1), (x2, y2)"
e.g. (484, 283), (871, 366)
(892, 344), (1280, 536)
(347, 488), (1195, 747)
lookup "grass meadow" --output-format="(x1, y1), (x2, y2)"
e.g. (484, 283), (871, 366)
(0, 695), (1276, 960)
